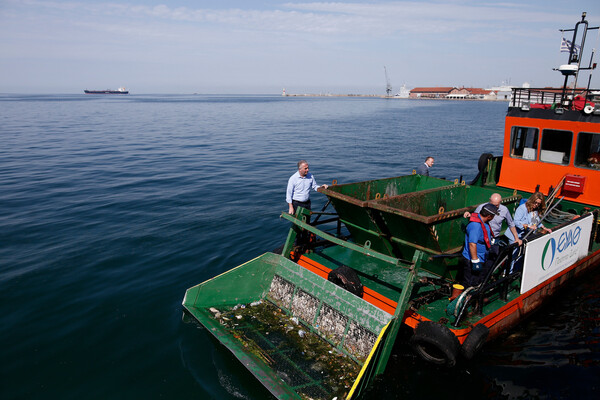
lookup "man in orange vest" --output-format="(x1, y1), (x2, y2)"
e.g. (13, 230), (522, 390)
(461, 203), (498, 287)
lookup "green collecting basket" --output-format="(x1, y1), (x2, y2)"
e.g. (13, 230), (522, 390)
(183, 252), (393, 400)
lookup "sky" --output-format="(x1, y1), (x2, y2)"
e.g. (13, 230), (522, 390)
(1, 0), (600, 94)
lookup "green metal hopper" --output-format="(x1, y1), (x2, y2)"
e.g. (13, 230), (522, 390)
(321, 175), (454, 255)
(367, 184), (519, 253)
(182, 252), (398, 400)
(322, 177), (520, 278)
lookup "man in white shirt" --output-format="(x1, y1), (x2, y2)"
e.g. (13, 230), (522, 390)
(286, 160), (328, 214)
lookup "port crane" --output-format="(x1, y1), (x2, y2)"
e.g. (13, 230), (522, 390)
(384, 66), (392, 96)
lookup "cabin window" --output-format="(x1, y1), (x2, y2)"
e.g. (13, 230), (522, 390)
(510, 126), (539, 160)
(540, 129), (572, 165)
(575, 132), (600, 169)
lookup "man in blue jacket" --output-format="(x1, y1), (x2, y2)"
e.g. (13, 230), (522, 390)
(461, 203), (499, 287)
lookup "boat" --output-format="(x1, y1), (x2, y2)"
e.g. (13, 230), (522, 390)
(394, 84), (410, 98)
(83, 87), (128, 94)
(182, 13), (600, 400)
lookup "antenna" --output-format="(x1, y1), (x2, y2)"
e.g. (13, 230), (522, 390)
(556, 12), (599, 106)
(384, 66), (392, 97)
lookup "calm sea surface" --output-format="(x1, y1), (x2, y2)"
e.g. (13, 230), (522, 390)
(1, 94), (598, 399)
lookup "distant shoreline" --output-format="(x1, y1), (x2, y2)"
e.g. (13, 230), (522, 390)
(282, 93), (508, 101)
(283, 93), (382, 97)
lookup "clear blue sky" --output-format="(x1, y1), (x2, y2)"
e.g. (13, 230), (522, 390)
(1, 0), (600, 94)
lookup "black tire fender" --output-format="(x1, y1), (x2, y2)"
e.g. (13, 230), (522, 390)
(477, 153), (494, 172)
(461, 324), (489, 360)
(409, 321), (460, 366)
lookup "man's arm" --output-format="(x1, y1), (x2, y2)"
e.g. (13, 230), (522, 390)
(464, 203), (484, 219)
(469, 242), (478, 260)
(286, 177), (294, 214)
(509, 226), (523, 246)
(311, 175), (328, 191)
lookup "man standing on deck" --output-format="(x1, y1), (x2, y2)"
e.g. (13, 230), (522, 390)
(464, 193), (523, 246)
(286, 160), (328, 215)
(415, 156), (434, 176)
(461, 203), (499, 287)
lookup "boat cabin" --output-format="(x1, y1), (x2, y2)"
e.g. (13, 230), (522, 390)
(498, 88), (600, 206)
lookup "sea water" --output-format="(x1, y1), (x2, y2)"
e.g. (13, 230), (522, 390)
(1, 94), (598, 399)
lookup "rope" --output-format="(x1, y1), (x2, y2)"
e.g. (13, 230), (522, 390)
(544, 207), (577, 225)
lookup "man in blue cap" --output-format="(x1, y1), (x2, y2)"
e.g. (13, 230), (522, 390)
(464, 193), (522, 246)
(461, 202), (499, 287)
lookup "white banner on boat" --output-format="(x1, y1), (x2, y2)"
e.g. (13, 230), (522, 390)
(520, 214), (593, 294)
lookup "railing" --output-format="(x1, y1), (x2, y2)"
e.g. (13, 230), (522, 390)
(510, 87), (600, 109)
(511, 88), (563, 108)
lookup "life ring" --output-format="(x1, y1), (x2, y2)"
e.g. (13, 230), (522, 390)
(461, 324), (489, 360)
(583, 104), (594, 115)
(409, 321), (460, 366)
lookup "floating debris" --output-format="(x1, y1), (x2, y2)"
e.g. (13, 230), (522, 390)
(344, 322), (377, 362)
(291, 289), (320, 324)
(205, 300), (361, 400)
(316, 304), (348, 346)
(203, 273), (384, 398)
(268, 275), (294, 309)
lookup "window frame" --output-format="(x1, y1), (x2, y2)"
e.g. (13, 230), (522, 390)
(509, 126), (539, 161)
(539, 128), (573, 166)
(574, 131), (600, 170)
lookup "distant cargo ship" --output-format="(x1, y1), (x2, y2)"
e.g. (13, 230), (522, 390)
(84, 87), (129, 94)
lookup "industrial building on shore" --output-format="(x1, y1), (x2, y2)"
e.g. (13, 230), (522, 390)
(408, 86), (513, 100)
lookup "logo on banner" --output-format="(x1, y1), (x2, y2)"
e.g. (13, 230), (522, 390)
(541, 226), (582, 270)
